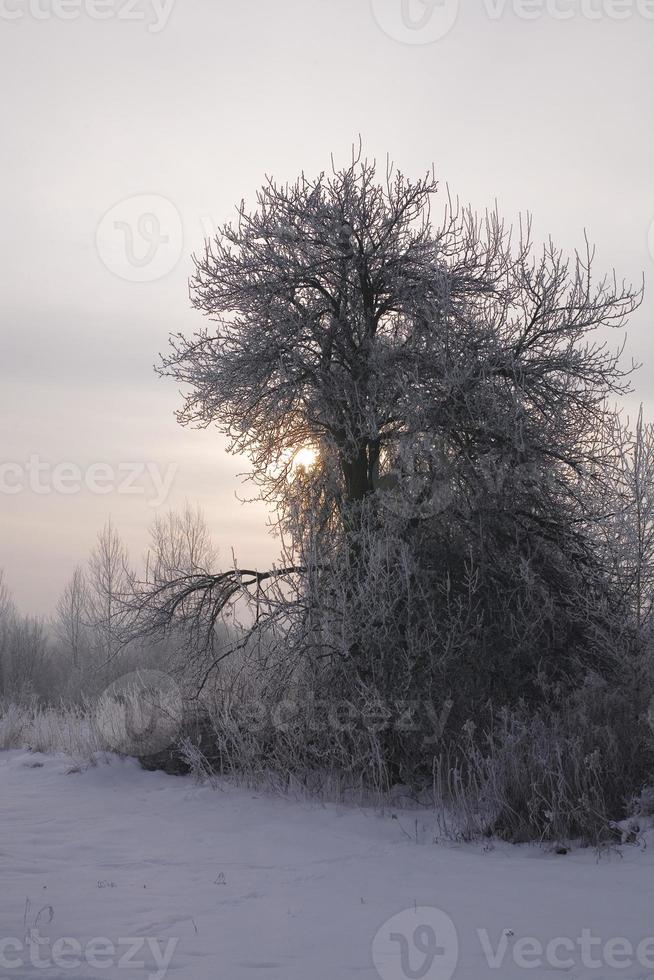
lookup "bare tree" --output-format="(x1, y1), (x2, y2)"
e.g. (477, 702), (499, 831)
(86, 520), (132, 664)
(53, 566), (91, 673)
(0, 570), (14, 696)
(0, 583), (50, 701)
(0, 569), (12, 624)
(130, 151), (643, 716)
(164, 154), (636, 542)
(603, 406), (654, 631)
(147, 502), (218, 581)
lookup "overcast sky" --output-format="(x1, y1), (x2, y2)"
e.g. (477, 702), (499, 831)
(1, 0), (653, 615)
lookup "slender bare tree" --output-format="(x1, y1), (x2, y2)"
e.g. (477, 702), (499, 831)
(147, 502), (218, 582)
(0, 569), (12, 624)
(602, 406), (654, 631)
(53, 566), (90, 673)
(87, 520), (133, 664)
(0, 573), (49, 700)
(0, 570), (14, 696)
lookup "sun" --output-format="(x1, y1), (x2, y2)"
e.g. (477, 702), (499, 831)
(293, 447), (318, 471)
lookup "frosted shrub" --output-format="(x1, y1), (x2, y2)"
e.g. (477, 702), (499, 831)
(434, 668), (654, 847)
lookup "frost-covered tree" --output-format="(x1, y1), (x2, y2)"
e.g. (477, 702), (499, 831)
(602, 407), (654, 631)
(164, 154), (636, 540)
(133, 151), (643, 729)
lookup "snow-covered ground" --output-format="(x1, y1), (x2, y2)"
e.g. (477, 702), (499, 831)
(1, 750), (653, 980)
